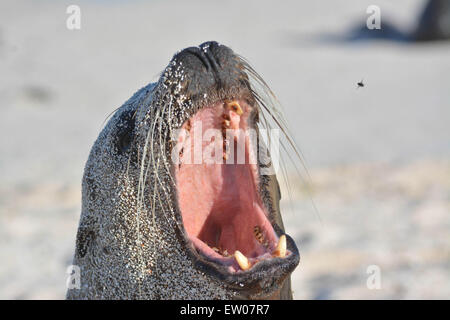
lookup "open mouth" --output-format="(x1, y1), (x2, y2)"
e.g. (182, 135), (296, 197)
(175, 98), (291, 274)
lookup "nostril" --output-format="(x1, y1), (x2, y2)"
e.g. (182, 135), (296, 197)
(185, 47), (212, 71)
(174, 42), (241, 94)
(200, 42), (221, 72)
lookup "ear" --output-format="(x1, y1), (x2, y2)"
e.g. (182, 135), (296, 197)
(114, 108), (136, 156)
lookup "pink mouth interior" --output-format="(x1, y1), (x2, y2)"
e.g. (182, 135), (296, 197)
(175, 100), (280, 272)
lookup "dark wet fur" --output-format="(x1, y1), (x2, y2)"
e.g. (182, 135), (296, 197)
(67, 42), (300, 299)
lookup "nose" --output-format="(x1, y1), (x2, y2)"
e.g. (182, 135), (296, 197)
(171, 41), (248, 99)
(184, 42), (222, 74)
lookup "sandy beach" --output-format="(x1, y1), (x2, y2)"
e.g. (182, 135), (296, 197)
(0, 0), (449, 299)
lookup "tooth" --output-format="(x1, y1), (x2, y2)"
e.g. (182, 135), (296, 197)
(222, 119), (230, 128)
(223, 140), (229, 161)
(212, 247), (219, 252)
(226, 101), (243, 116)
(223, 249), (229, 257)
(273, 235), (286, 258)
(234, 250), (251, 270)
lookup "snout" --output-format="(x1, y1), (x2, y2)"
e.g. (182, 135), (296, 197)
(169, 41), (252, 103)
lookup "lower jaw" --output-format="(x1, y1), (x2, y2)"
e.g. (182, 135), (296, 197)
(183, 231), (300, 298)
(189, 235), (289, 273)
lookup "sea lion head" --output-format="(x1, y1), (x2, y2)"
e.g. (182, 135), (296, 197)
(67, 41), (300, 299)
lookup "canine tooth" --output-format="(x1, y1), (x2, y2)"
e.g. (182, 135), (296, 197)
(222, 119), (230, 128)
(234, 250), (251, 270)
(223, 249), (229, 256)
(212, 247), (219, 252)
(273, 235), (286, 258)
(226, 101), (243, 116)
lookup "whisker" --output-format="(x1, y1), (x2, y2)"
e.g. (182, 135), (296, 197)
(238, 57), (320, 221)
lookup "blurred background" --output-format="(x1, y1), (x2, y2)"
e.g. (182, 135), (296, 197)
(0, 0), (449, 299)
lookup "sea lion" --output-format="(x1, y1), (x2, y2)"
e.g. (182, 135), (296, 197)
(66, 41), (300, 300)
(323, 0), (450, 43)
(413, 0), (450, 41)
